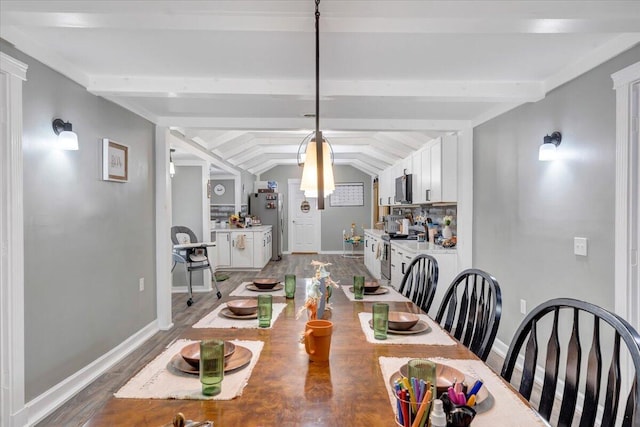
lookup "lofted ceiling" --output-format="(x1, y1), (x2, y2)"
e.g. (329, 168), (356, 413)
(2, 1), (639, 176)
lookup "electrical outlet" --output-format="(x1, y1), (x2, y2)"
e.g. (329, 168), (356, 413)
(574, 237), (588, 256)
(520, 299), (527, 315)
(139, 277), (145, 292)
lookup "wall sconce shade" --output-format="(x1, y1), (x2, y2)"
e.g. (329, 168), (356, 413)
(52, 118), (78, 150)
(169, 148), (176, 177)
(539, 131), (562, 161)
(299, 136), (335, 199)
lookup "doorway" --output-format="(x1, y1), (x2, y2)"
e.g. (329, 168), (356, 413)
(287, 179), (321, 253)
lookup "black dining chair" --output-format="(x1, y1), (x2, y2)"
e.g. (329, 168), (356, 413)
(501, 298), (640, 427)
(398, 254), (439, 314)
(434, 268), (502, 361)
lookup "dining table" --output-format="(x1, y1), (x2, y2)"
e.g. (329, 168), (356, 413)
(84, 277), (548, 427)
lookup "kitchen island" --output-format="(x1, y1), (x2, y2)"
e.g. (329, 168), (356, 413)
(211, 225), (272, 271)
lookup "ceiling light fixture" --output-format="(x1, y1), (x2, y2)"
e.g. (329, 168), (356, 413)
(169, 148), (176, 177)
(52, 118), (79, 150)
(297, 0), (335, 209)
(539, 131), (562, 161)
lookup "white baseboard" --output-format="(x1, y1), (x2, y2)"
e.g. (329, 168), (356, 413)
(25, 320), (159, 426)
(171, 285), (212, 294)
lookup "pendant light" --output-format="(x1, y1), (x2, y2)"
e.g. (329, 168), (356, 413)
(298, 0), (335, 209)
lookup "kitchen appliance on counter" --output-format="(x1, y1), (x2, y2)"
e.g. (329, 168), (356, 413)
(249, 192), (283, 261)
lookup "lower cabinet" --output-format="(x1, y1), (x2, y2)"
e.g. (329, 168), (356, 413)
(214, 227), (272, 270)
(364, 232), (382, 280)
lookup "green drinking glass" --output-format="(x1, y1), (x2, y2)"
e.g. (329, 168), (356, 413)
(285, 274), (296, 299)
(354, 275), (365, 300)
(258, 294), (273, 328)
(200, 339), (224, 396)
(372, 303), (389, 340)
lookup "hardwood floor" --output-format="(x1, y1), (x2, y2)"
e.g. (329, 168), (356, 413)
(37, 254), (371, 426)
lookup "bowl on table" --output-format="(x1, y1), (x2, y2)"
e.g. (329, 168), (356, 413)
(180, 341), (236, 369)
(253, 278), (279, 289)
(227, 299), (258, 315)
(388, 311), (420, 331)
(364, 281), (380, 293)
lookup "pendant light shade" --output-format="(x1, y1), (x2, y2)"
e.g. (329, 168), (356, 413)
(300, 137), (335, 198)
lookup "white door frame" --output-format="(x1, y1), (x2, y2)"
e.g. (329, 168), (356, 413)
(613, 61), (640, 330)
(0, 52), (28, 427)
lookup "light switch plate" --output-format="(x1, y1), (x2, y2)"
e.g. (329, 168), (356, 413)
(574, 237), (588, 256)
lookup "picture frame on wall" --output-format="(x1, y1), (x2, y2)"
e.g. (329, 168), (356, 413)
(102, 138), (128, 182)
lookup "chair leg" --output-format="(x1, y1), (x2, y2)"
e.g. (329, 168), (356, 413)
(186, 267), (193, 307)
(208, 264), (222, 300)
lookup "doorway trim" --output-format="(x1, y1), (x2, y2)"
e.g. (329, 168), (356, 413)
(612, 61), (640, 330)
(0, 52), (28, 427)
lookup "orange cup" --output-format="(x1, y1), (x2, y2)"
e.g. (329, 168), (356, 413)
(304, 320), (333, 362)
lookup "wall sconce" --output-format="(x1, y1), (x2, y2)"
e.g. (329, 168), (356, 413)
(169, 148), (176, 177)
(52, 118), (78, 150)
(539, 131), (562, 161)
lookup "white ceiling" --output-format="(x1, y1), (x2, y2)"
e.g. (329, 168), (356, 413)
(2, 1), (639, 176)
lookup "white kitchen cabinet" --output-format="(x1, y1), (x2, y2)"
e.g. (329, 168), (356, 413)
(214, 226), (272, 270)
(378, 167), (394, 206)
(231, 231), (254, 268)
(411, 136), (458, 204)
(391, 245), (417, 290)
(429, 253), (458, 312)
(364, 231), (382, 280)
(253, 229), (272, 268)
(215, 231), (231, 268)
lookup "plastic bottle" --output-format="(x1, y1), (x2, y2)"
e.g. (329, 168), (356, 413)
(429, 398), (447, 427)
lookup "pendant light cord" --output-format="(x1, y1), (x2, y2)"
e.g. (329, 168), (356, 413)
(314, 0), (325, 207)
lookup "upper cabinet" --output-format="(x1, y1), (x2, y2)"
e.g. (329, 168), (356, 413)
(380, 134), (457, 206)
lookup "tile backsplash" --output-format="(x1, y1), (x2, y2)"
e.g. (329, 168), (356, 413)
(390, 205), (457, 235)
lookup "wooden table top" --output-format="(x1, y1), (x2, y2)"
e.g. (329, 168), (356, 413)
(84, 281), (500, 426)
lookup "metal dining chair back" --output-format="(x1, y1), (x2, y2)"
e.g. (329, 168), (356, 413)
(398, 254), (439, 314)
(435, 268), (502, 361)
(501, 298), (640, 427)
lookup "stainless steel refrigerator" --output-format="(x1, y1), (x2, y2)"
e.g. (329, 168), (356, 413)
(249, 192), (283, 261)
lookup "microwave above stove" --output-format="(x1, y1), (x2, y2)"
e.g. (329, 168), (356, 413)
(394, 173), (412, 204)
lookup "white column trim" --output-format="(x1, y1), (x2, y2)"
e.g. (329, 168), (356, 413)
(456, 128), (473, 270)
(155, 127), (174, 330)
(612, 61), (639, 329)
(0, 52), (28, 427)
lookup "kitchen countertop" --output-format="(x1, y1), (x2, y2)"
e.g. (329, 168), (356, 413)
(211, 225), (272, 232)
(391, 240), (457, 254)
(364, 229), (457, 254)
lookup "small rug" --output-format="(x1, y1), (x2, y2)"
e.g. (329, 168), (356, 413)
(215, 273), (230, 281)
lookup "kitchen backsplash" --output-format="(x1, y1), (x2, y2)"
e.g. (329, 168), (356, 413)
(390, 205), (457, 235)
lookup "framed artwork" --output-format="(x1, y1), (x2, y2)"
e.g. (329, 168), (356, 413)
(102, 138), (128, 182)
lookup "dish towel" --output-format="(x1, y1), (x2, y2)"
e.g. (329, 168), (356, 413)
(193, 303), (287, 329)
(230, 282), (286, 297)
(379, 356), (549, 427)
(358, 312), (456, 346)
(236, 234), (246, 250)
(114, 339), (264, 400)
(341, 285), (411, 303)
(375, 242), (382, 260)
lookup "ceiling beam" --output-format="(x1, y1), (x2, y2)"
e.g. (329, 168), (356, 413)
(87, 76), (544, 102)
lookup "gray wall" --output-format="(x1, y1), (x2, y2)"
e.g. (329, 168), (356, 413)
(209, 178), (234, 205)
(172, 166), (204, 286)
(1, 41), (156, 401)
(261, 165), (373, 252)
(473, 45), (640, 347)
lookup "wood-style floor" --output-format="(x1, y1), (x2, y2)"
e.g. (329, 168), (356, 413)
(37, 254), (373, 426)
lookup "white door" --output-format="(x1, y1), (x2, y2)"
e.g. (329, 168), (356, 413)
(288, 180), (321, 253)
